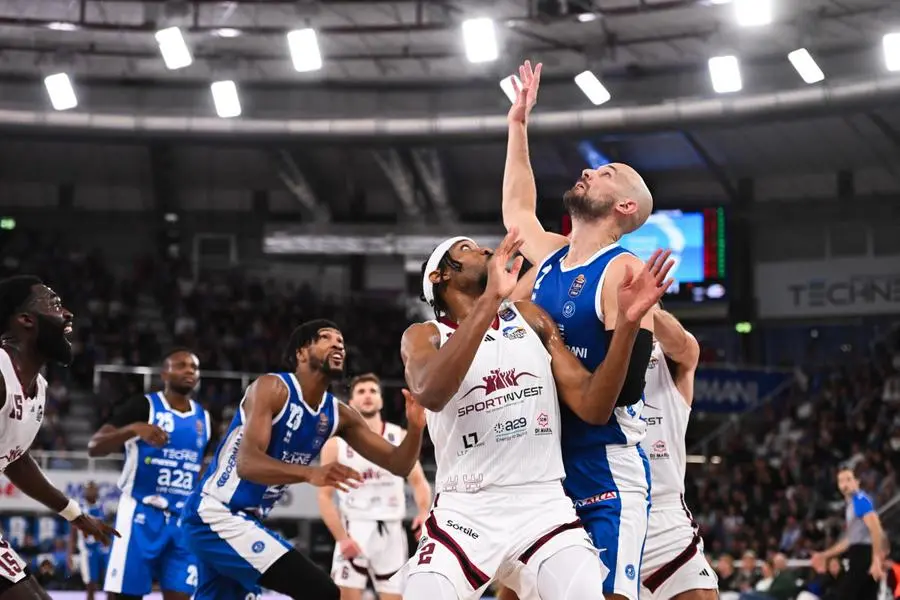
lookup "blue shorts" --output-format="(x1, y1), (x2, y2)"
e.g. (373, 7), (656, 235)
(181, 493), (292, 600)
(103, 495), (198, 596)
(569, 448), (651, 600)
(79, 547), (109, 584)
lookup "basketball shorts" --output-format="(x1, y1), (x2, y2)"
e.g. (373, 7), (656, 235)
(104, 494), (198, 596)
(79, 546), (110, 584)
(181, 493), (293, 600)
(569, 446), (651, 600)
(640, 502), (717, 600)
(0, 535), (29, 592)
(395, 481), (601, 600)
(332, 518), (408, 594)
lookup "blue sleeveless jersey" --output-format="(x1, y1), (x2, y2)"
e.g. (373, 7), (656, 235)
(197, 373), (339, 518)
(118, 393), (211, 511)
(531, 243), (649, 500)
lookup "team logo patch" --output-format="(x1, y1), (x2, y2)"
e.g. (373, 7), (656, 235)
(252, 541), (266, 553)
(562, 301), (576, 318)
(534, 411), (552, 436)
(568, 274), (586, 298)
(499, 307), (516, 321)
(317, 413), (330, 434)
(625, 564), (636, 580)
(502, 326), (527, 340)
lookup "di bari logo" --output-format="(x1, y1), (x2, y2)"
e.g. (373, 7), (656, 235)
(461, 368), (537, 399)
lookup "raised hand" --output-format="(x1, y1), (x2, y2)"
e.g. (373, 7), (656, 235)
(507, 60), (542, 125)
(617, 250), (675, 324)
(307, 463), (363, 492)
(402, 389), (426, 428)
(71, 514), (119, 546)
(485, 227), (525, 301)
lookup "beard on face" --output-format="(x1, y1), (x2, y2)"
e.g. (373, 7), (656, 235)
(357, 407), (379, 419)
(562, 188), (615, 221)
(169, 380), (196, 396)
(35, 313), (72, 366)
(312, 353), (344, 378)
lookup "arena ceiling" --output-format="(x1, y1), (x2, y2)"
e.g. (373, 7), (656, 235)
(0, 0), (899, 214)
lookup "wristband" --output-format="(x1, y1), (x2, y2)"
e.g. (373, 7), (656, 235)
(59, 499), (82, 521)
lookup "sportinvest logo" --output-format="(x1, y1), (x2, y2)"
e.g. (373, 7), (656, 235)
(457, 368), (543, 417)
(462, 368), (536, 398)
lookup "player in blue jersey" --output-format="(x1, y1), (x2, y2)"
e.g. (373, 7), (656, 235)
(88, 348), (211, 600)
(67, 481), (111, 600)
(181, 319), (426, 600)
(500, 61), (661, 600)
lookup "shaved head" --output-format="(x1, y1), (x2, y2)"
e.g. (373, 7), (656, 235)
(563, 163), (653, 236)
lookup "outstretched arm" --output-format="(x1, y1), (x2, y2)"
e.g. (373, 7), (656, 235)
(316, 438), (350, 543)
(502, 60), (568, 264)
(237, 375), (361, 489)
(337, 393), (425, 477)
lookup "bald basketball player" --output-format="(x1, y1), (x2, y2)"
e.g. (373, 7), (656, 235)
(500, 60), (656, 600)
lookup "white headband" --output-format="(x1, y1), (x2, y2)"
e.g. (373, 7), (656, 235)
(422, 236), (476, 308)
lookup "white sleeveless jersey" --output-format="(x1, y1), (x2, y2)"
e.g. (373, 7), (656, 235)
(642, 342), (690, 505)
(426, 304), (564, 494)
(336, 421), (407, 521)
(0, 349), (47, 473)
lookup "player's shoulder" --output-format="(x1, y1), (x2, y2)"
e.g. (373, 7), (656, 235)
(401, 321), (442, 350)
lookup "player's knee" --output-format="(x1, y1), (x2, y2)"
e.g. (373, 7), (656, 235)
(404, 572), (456, 600)
(537, 546), (606, 600)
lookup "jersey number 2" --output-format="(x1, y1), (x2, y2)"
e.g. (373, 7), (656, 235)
(417, 542), (436, 565)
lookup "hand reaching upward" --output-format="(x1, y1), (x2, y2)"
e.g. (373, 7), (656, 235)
(507, 60), (542, 125)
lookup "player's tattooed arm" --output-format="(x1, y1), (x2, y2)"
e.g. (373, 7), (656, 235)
(502, 59), (568, 264)
(238, 375), (362, 489)
(336, 393), (425, 477)
(517, 301), (639, 425)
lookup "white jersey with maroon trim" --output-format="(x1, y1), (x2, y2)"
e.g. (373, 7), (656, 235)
(0, 348), (47, 474)
(642, 341), (690, 506)
(336, 421), (407, 521)
(425, 303), (564, 494)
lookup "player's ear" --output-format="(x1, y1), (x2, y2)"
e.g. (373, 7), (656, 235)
(617, 197), (638, 215)
(15, 312), (34, 330)
(428, 270), (444, 285)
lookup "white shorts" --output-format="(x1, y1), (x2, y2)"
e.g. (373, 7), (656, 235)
(0, 534), (28, 588)
(640, 503), (717, 600)
(332, 519), (408, 594)
(395, 482), (601, 600)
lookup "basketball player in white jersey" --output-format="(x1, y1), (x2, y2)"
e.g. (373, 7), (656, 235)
(396, 230), (673, 600)
(640, 308), (717, 600)
(0, 275), (116, 599)
(318, 372), (432, 600)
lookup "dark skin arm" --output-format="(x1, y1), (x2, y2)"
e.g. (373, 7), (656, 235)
(236, 374), (362, 490)
(5, 453), (119, 545)
(400, 297), (502, 412)
(336, 390), (425, 477)
(87, 397), (168, 457)
(517, 301), (639, 425)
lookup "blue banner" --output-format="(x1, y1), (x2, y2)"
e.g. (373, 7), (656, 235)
(693, 368), (793, 412)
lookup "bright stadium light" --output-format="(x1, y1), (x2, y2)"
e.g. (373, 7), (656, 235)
(708, 55), (743, 93)
(287, 28), (323, 72)
(462, 18), (498, 63)
(574, 70), (611, 106)
(155, 26), (193, 70)
(499, 74), (521, 104)
(44, 73), (77, 111)
(788, 48), (825, 84)
(734, 0), (771, 27)
(211, 80), (241, 118)
(884, 33), (900, 72)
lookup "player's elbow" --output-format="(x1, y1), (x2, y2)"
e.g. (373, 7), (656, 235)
(86, 438), (108, 457)
(235, 448), (257, 480)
